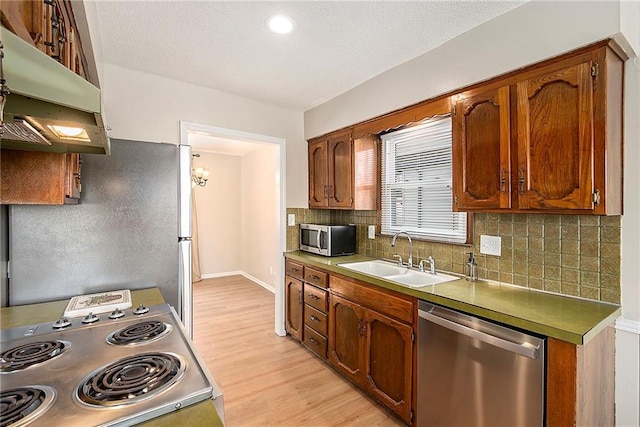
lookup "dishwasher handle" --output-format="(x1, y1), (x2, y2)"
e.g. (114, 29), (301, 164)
(418, 308), (541, 359)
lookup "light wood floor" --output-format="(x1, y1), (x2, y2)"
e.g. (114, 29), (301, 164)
(193, 275), (405, 427)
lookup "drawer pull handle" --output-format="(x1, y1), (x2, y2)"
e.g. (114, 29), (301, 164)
(309, 337), (319, 346)
(308, 293), (320, 300)
(309, 315), (319, 322)
(309, 275), (320, 281)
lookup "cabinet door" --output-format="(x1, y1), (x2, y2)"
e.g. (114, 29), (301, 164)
(285, 276), (303, 341)
(364, 309), (413, 424)
(453, 86), (511, 210)
(308, 140), (328, 208)
(329, 294), (365, 385)
(516, 60), (595, 210)
(328, 133), (353, 208)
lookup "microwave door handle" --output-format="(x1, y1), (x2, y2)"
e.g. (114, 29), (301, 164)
(316, 231), (321, 249)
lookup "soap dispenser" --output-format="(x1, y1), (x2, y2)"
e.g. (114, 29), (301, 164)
(465, 252), (478, 282)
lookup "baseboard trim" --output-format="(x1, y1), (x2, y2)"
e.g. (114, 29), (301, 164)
(616, 317), (640, 335)
(199, 271), (275, 294)
(200, 271), (243, 279)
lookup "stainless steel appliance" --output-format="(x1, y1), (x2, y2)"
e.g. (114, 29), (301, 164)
(299, 224), (356, 257)
(0, 302), (224, 426)
(417, 301), (545, 426)
(6, 139), (196, 338)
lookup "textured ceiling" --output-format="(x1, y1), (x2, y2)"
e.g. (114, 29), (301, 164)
(94, 1), (526, 112)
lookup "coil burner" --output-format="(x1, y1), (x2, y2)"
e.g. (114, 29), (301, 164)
(75, 352), (185, 407)
(106, 321), (172, 346)
(0, 341), (69, 373)
(0, 386), (56, 427)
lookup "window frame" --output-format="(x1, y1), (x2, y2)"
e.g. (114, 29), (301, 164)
(378, 115), (472, 245)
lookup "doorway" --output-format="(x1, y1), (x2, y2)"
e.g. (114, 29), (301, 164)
(180, 121), (287, 336)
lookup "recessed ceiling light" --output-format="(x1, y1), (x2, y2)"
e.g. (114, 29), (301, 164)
(266, 15), (294, 34)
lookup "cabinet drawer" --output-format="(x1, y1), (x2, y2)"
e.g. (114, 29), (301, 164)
(304, 304), (328, 335)
(285, 260), (304, 280)
(303, 325), (327, 359)
(304, 284), (328, 313)
(330, 275), (414, 324)
(304, 267), (328, 288)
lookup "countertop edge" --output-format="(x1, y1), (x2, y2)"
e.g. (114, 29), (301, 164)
(284, 251), (621, 346)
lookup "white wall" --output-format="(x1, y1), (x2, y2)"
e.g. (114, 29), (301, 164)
(193, 152), (242, 275)
(304, 1), (621, 139)
(304, 1), (639, 425)
(100, 63), (308, 208)
(240, 145), (280, 291)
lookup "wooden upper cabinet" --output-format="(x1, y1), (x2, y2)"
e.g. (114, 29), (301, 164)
(307, 131), (377, 210)
(327, 132), (353, 208)
(1, 148), (81, 205)
(517, 60), (595, 210)
(451, 42), (623, 215)
(453, 86), (511, 210)
(308, 140), (328, 208)
(1, 0), (90, 81)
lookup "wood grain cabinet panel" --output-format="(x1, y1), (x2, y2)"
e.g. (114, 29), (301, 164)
(304, 284), (328, 313)
(453, 86), (511, 210)
(1, 0), (91, 81)
(329, 294), (366, 385)
(451, 42), (624, 215)
(365, 309), (413, 424)
(329, 277), (415, 425)
(307, 131), (377, 210)
(284, 276), (303, 342)
(517, 61), (595, 210)
(546, 326), (615, 427)
(285, 259), (304, 280)
(304, 267), (328, 289)
(1, 148), (81, 205)
(308, 140), (328, 208)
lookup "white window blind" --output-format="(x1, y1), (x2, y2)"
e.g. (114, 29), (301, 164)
(381, 114), (467, 243)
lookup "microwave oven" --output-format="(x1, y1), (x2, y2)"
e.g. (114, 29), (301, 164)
(299, 224), (356, 257)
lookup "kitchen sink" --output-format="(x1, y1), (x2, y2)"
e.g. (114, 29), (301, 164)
(338, 260), (460, 288)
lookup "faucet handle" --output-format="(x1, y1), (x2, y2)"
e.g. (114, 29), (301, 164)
(418, 259), (427, 272)
(393, 254), (403, 266)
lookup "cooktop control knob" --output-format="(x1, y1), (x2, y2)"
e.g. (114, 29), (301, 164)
(82, 312), (100, 324)
(133, 304), (149, 315)
(108, 308), (125, 319)
(52, 317), (71, 329)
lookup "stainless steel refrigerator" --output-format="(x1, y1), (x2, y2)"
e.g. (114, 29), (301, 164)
(7, 139), (195, 336)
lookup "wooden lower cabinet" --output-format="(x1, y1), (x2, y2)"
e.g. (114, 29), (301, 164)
(284, 276), (303, 341)
(546, 325), (615, 427)
(329, 285), (414, 425)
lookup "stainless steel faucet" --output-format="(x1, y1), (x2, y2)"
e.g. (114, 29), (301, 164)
(391, 231), (413, 268)
(427, 256), (435, 274)
(419, 256), (436, 274)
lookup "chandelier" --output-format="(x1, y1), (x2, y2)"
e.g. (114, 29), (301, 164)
(192, 153), (209, 187)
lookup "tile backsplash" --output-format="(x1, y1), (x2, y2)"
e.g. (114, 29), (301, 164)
(286, 208), (621, 304)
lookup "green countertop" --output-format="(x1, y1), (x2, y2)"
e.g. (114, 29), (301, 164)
(0, 288), (224, 427)
(285, 251), (621, 345)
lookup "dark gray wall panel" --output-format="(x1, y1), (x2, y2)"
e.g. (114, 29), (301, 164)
(1, 205), (8, 307)
(9, 139), (179, 308)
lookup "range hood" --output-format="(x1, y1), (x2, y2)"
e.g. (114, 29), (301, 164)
(0, 27), (110, 154)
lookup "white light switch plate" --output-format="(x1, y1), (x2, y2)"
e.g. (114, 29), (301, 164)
(287, 214), (295, 226)
(368, 225), (376, 239)
(480, 235), (501, 256)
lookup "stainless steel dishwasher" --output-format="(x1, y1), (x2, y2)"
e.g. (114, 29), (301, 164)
(417, 301), (545, 426)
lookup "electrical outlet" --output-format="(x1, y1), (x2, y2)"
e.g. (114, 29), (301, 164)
(480, 235), (501, 256)
(287, 214), (295, 226)
(368, 225), (376, 239)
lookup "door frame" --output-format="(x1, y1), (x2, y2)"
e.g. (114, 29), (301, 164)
(179, 121), (287, 336)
